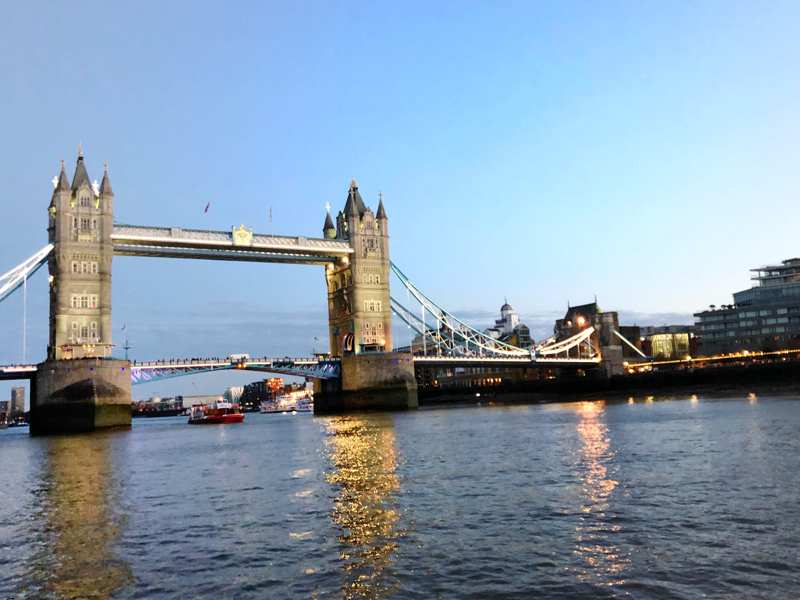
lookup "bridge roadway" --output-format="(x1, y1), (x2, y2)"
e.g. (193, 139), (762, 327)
(130, 357), (341, 384)
(111, 224), (352, 265)
(1, 355), (600, 385)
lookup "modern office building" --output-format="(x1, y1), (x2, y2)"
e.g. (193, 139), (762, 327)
(694, 257), (800, 355)
(10, 387), (25, 418)
(639, 326), (696, 359)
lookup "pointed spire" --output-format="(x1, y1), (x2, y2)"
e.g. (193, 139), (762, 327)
(376, 192), (387, 219)
(343, 183), (357, 217)
(346, 178), (367, 216)
(99, 161), (113, 196)
(71, 149), (91, 191)
(54, 160), (70, 192)
(323, 211), (336, 238)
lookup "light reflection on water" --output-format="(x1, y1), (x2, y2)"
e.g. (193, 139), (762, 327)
(572, 401), (629, 585)
(31, 434), (132, 599)
(323, 416), (402, 600)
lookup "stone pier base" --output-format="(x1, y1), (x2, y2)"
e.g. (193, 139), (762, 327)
(314, 352), (418, 414)
(31, 358), (132, 435)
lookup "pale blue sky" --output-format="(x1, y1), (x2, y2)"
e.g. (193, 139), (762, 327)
(1, 1), (798, 402)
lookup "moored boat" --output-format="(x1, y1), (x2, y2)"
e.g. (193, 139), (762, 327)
(188, 401), (245, 425)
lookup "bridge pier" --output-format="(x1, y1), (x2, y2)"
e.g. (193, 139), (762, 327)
(314, 352), (418, 414)
(31, 358), (132, 435)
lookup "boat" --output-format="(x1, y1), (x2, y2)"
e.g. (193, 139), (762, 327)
(260, 392), (313, 414)
(188, 401), (245, 425)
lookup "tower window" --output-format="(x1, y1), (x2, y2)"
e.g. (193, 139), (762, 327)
(91, 262), (98, 274)
(80, 195), (90, 208)
(71, 262), (79, 273)
(90, 321), (98, 339)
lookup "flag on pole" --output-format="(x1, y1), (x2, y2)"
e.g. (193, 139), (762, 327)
(204, 202), (210, 214)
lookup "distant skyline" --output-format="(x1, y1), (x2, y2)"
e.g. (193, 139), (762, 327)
(2, 1), (798, 402)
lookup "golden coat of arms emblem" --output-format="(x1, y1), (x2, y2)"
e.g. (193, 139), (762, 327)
(232, 224), (253, 246)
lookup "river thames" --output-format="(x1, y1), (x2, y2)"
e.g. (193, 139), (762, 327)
(1, 393), (799, 599)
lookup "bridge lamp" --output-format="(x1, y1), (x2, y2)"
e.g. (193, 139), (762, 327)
(326, 263), (334, 271)
(341, 256), (349, 266)
(577, 316), (586, 327)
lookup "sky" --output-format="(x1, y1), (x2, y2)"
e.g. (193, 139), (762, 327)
(1, 1), (798, 403)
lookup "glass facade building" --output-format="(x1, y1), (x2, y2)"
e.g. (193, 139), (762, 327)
(694, 258), (800, 355)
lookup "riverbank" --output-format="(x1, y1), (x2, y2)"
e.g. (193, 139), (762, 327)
(420, 359), (800, 407)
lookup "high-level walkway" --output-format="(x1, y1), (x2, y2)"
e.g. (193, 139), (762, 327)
(111, 224), (351, 265)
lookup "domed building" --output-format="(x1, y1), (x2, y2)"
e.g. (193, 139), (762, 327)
(485, 300), (533, 348)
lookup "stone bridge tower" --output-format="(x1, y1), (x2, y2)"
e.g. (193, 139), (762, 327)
(47, 150), (114, 360)
(317, 180), (416, 413)
(34, 150), (131, 435)
(323, 180), (392, 356)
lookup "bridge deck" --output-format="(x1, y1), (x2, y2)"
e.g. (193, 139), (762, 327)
(112, 224), (352, 265)
(0, 365), (37, 381)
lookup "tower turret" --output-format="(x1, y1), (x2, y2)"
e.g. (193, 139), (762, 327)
(71, 149), (91, 192)
(376, 193), (387, 220)
(99, 162), (113, 197)
(54, 160), (70, 193)
(323, 210), (336, 239)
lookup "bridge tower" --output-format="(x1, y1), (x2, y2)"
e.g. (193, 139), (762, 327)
(32, 151), (131, 435)
(317, 181), (416, 411)
(325, 180), (392, 356)
(47, 150), (114, 359)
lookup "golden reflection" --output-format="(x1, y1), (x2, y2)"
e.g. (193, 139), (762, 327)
(324, 415), (402, 600)
(35, 434), (132, 599)
(573, 401), (629, 585)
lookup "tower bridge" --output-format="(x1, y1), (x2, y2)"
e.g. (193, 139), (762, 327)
(0, 150), (611, 434)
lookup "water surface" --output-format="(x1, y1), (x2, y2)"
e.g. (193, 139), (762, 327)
(1, 393), (799, 599)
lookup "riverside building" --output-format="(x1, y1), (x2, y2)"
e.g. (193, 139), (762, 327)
(484, 301), (533, 349)
(694, 257), (800, 355)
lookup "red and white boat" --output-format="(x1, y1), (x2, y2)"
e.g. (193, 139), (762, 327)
(188, 401), (245, 425)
